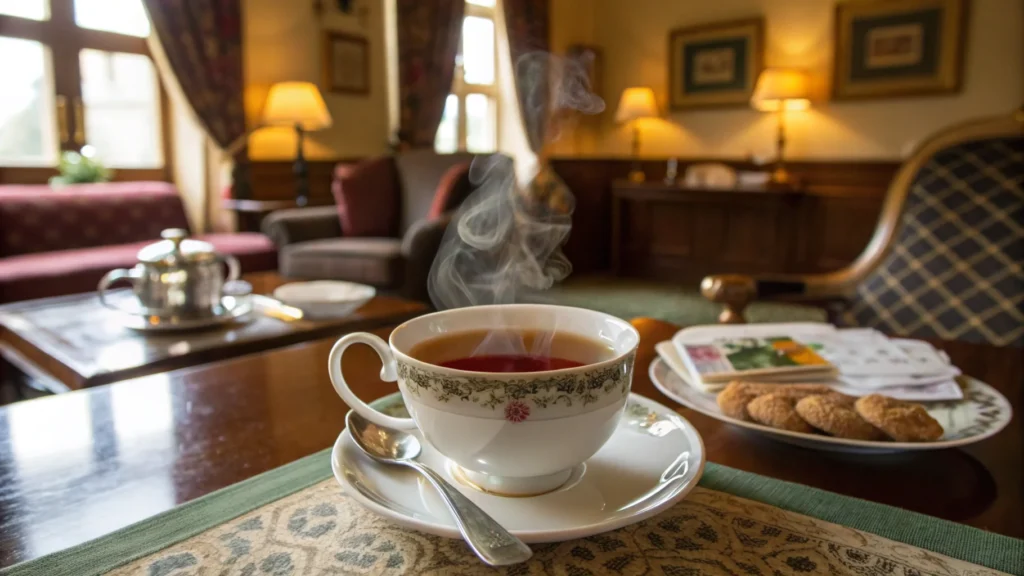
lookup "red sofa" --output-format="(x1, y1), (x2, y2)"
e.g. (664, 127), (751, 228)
(0, 182), (277, 304)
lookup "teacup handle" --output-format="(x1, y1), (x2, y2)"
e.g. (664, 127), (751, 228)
(328, 333), (418, 431)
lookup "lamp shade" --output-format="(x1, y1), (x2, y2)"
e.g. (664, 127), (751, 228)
(262, 82), (333, 130)
(751, 69), (810, 112)
(615, 87), (659, 123)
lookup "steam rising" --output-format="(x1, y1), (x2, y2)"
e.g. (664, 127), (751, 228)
(428, 51), (604, 314)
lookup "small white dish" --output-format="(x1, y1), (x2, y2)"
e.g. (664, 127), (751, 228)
(107, 292), (253, 332)
(333, 392), (705, 543)
(649, 358), (1012, 454)
(273, 281), (375, 319)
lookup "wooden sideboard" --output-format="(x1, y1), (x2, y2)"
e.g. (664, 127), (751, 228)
(611, 182), (805, 283)
(553, 158), (898, 278)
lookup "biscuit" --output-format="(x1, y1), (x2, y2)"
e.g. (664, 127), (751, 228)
(795, 395), (886, 441)
(716, 382), (833, 420)
(855, 394), (944, 442)
(746, 394), (816, 433)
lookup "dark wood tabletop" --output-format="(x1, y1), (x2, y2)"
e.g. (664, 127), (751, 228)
(0, 318), (1019, 567)
(0, 272), (426, 391)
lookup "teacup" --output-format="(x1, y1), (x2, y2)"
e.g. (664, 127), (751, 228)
(329, 304), (639, 496)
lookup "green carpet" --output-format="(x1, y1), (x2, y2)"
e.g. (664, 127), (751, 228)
(542, 277), (826, 325)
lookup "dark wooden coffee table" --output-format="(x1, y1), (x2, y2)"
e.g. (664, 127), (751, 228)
(0, 317), (1019, 567)
(0, 272), (426, 391)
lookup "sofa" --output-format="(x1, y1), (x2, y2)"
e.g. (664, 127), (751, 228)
(0, 182), (277, 304)
(262, 150), (480, 303)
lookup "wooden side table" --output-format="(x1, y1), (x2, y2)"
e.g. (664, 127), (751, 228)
(223, 199), (298, 232)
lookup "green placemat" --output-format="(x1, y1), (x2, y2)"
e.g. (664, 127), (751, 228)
(3, 397), (1020, 576)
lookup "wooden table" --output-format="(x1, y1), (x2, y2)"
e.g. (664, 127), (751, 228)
(0, 318), (1019, 567)
(0, 272), (426, 391)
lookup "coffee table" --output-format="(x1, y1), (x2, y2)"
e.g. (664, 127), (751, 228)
(0, 317), (1018, 567)
(0, 272), (426, 391)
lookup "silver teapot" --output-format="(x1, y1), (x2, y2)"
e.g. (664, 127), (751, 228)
(98, 228), (241, 318)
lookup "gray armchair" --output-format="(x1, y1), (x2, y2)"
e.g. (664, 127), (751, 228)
(262, 150), (476, 303)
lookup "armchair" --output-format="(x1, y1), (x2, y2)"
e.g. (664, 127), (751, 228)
(702, 110), (1023, 347)
(262, 150), (477, 303)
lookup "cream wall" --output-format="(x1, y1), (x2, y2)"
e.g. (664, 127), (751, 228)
(243, 0), (390, 160)
(553, 0), (1023, 160)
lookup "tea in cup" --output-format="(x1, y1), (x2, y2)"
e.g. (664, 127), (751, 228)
(329, 304), (639, 496)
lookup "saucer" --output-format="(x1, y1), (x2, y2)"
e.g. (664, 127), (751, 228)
(333, 392), (705, 543)
(649, 358), (1013, 454)
(109, 292), (254, 332)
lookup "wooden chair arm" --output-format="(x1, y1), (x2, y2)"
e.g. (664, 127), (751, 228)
(700, 273), (851, 324)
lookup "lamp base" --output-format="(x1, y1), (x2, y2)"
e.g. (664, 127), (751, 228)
(771, 165), (791, 184)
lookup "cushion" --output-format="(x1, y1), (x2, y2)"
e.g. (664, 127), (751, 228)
(427, 161), (473, 219)
(0, 182), (190, 257)
(394, 150), (473, 233)
(848, 136), (1023, 347)
(280, 238), (404, 288)
(332, 157), (400, 238)
(0, 233), (277, 304)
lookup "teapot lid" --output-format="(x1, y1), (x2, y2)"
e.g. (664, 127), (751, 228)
(137, 229), (217, 266)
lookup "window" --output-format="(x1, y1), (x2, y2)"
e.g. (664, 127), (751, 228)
(0, 0), (165, 177)
(435, 0), (498, 154)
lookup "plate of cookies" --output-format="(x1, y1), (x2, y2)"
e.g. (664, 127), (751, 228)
(649, 358), (1012, 453)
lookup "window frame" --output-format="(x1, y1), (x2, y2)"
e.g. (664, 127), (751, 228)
(444, 0), (499, 153)
(0, 0), (171, 184)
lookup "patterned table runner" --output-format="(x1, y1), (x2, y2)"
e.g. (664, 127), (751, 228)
(3, 447), (1020, 576)
(106, 479), (1011, 576)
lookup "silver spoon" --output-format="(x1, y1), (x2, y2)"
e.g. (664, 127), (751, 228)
(346, 411), (533, 566)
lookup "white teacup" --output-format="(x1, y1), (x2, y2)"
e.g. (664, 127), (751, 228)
(329, 304), (639, 496)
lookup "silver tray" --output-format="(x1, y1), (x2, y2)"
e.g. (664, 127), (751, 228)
(106, 293), (254, 332)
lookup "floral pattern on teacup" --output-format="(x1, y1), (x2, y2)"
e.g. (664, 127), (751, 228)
(396, 352), (635, 420)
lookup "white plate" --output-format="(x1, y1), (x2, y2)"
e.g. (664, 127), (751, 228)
(114, 294), (253, 332)
(273, 281), (375, 319)
(649, 358), (1012, 453)
(333, 392), (705, 543)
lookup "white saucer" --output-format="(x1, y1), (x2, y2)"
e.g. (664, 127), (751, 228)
(649, 357), (1013, 454)
(110, 293), (254, 332)
(333, 392), (705, 543)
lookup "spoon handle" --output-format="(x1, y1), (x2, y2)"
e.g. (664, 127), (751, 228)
(405, 461), (533, 566)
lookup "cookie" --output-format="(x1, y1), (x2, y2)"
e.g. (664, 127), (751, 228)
(746, 393), (816, 433)
(716, 382), (833, 421)
(855, 394), (944, 442)
(795, 395), (887, 441)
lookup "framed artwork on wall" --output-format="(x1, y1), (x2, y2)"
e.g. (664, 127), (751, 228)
(668, 18), (764, 110)
(323, 31), (370, 95)
(833, 0), (967, 100)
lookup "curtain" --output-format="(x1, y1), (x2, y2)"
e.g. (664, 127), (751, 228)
(396, 0), (465, 148)
(502, 0), (550, 153)
(143, 0), (246, 148)
(143, 0), (246, 231)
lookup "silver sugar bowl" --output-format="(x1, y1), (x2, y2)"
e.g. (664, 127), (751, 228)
(98, 228), (241, 318)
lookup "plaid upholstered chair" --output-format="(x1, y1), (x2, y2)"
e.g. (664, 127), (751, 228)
(701, 111), (1023, 347)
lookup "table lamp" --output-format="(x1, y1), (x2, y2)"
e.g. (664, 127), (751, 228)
(262, 82), (333, 206)
(615, 87), (659, 182)
(750, 69), (809, 185)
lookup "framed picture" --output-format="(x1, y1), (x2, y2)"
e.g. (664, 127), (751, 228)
(668, 18), (764, 110)
(323, 31), (369, 95)
(833, 0), (967, 100)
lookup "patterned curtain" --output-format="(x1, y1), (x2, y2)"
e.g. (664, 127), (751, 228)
(397, 0), (465, 148)
(503, 0), (550, 153)
(142, 0), (246, 150)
